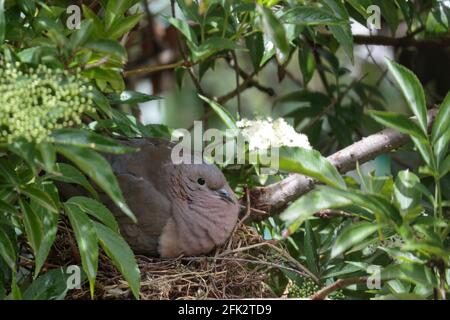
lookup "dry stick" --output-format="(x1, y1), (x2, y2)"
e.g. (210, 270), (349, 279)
(310, 277), (368, 300)
(123, 61), (186, 78)
(225, 56), (276, 98)
(246, 108), (439, 219)
(316, 32), (450, 48)
(231, 50), (242, 118)
(352, 34), (450, 48)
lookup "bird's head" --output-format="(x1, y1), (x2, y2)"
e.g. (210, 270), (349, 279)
(168, 162), (239, 256)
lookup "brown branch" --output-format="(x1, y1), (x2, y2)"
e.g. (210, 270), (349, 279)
(246, 108), (439, 220)
(123, 60), (187, 78)
(225, 56), (276, 99)
(310, 277), (368, 300)
(353, 34), (450, 48)
(218, 57), (273, 104)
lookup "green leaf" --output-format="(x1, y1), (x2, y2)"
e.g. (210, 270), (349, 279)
(19, 198), (43, 255)
(258, 5), (289, 58)
(109, 13), (143, 39)
(370, 110), (432, 167)
(198, 95), (237, 129)
(107, 91), (161, 105)
(21, 186), (59, 214)
(0, 0), (5, 44)
(85, 39), (127, 60)
(245, 32), (264, 70)
(0, 199), (17, 215)
(70, 19), (94, 50)
(281, 6), (347, 25)
(297, 42), (315, 86)
(283, 185), (402, 229)
(0, 158), (21, 186)
(34, 203), (59, 277)
(374, 0), (399, 34)
(431, 91), (450, 144)
(66, 196), (119, 232)
(105, 0), (140, 29)
(322, 0), (354, 62)
(277, 147), (346, 189)
(7, 139), (38, 173)
(37, 142), (56, 173)
(440, 154), (450, 177)
(386, 59), (428, 134)
(331, 221), (379, 258)
(167, 17), (197, 45)
(434, 130), (450, 164)
(48, 163), (98, 199)
(370, 111), (428, 141)
(394, 170), (422, 212)
(193, 37), (243, 60)
(281, 186), (352, 228)
(23, 268), (71, 300)
(304, 221), (319, 275)
(10, 273), (22, 300)
(56, 145), (136, 222)
(0, 227), (16, 271)
(91, 87), (112, 117)
(94, 222), (140, 299)
(52, 128), (138, 154)
(381, 263), (438, 288)
(65, 203), (99, 298)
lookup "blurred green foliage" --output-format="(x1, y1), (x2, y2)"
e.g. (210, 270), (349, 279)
(0, 0), (449, 300)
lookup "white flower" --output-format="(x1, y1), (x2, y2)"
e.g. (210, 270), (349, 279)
(236, 117), (312, 151)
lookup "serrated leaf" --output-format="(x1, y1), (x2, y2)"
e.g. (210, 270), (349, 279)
(19, 198), (43, 255)
(23, 268), (71, 300)
(49, 163), (98, 199)
(277, 147), (347, 189)
(65, 203), (98, 298)
(281, 6), (347, 25)
(331, 221), (379, 258)
(386, 59), (428, 134)
(198, 95), (237, 129)
(52, 129), (138, 154)
(431, 91), (450, 144)
(21, 186), (59, 214)
(304, 221), (319, 275)
(93, 222), (140, 299)
(258, 5), (289, 58)
(0, 227), (16, 271)
(56, 144), (136, 222)
(107, 91), (161, 105)
(67, 196), (118, 232)
(281, 186), (352, 228)
(370, 111), (428, 141)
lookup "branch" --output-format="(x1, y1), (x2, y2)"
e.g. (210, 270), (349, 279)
(310, 277), (368, 300)
(246, 108), (439, 220)
(225, 56), (276, 99)
(353, 34), (450, 48)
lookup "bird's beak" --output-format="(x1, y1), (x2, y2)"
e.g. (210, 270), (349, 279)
(216, 188), (235, 204)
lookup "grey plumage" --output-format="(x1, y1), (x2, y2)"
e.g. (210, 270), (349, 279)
(100, 138), (239, 258)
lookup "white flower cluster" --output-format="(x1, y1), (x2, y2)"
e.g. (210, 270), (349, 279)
(236, 117), (312, 151)
(0, 62), (95, 143)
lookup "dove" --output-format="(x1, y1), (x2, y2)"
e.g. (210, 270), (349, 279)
(99, 138), (239, 258)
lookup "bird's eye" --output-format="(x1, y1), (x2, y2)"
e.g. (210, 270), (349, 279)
(197, 177), (206, 185)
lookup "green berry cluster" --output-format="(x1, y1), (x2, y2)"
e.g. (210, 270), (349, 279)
(287, 278), (320, 298)
(287, 279), (345, 299)
(0, 62), (95, 144)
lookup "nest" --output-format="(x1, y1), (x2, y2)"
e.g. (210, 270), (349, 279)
(45, 217), (309, 300)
